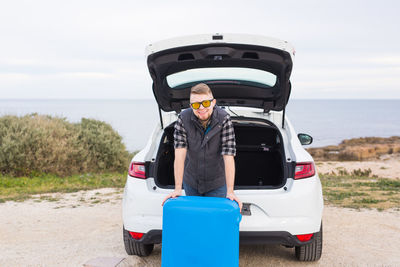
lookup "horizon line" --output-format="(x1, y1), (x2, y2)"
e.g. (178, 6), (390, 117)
(1, 98), (400, 101)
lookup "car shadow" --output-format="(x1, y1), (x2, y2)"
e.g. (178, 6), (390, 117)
(123, 244), (319, 266)
(239, 244), (319, 266)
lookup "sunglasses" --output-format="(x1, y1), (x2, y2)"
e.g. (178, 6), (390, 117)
(190, 99), (214, 110)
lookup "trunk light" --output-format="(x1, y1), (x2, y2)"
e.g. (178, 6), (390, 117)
(294, 162), (315, 179)
(129, 231), (144, 240)
(296, 233), (314, 242)
(129, 162), (146, 179)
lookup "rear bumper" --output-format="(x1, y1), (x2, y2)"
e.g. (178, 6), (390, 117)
(123, 175), (323, 235)
(126, 229), (315, 247)
(239, 231), (314, 246)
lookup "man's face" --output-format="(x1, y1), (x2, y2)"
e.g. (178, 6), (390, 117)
(190, 93), (216, 122)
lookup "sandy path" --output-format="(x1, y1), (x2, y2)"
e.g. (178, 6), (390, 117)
(1, 189), (399, 267)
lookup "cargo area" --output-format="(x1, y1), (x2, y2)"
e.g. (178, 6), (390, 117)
(153, 118), (286, 189)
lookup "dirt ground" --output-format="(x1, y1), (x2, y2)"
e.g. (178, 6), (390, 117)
(316, 153), (400, 179)
(0, 186), (399, 267)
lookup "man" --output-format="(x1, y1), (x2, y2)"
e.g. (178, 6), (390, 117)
(162, 83), (242, 210)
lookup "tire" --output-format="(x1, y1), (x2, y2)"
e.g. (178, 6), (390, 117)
(295, 223), (323, 261)
(123, 227), (154, 256)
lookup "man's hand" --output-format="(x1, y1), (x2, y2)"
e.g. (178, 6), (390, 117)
(162, 189), (182, 206)
(226, 191), (242, 212)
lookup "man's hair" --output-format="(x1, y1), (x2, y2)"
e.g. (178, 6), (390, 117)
(190, 83), (213, 96)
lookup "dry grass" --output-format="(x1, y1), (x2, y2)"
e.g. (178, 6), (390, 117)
(0, 172), (126, 203)
(307, 136), (400, 161)
(320, 169), (400, 210)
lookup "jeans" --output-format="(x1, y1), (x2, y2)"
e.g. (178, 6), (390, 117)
(183, 181), (227, 198)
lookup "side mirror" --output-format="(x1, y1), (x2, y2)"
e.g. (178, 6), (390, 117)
(298, 133), (313, 145)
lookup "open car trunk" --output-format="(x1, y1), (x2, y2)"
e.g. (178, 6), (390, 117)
(153, 118), (287, 189)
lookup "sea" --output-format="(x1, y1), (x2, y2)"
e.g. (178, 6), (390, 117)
(0, 99), (399, 152)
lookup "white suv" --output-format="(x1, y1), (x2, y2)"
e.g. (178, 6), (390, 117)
(122, 33), (323, 261)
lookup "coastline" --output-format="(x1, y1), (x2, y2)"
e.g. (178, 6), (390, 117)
(2, 99), (400, 151)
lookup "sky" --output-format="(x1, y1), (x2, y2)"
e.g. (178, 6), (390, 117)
(0, 0), (399, 99)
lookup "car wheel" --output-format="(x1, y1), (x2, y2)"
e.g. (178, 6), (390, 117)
(295, 223), (322, 261)
(123, 227), (154, 256)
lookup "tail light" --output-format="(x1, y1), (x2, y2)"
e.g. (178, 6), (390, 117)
(129, 231), (144, 240)
(294, 162), (315, 179)
(296, 233), (314, 242)
(128, 162), (146, 179)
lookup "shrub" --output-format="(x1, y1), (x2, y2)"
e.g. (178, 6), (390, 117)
(0, 114), (131, 176)
(77, 118), (130, 173)
(351, 168), (372, 177)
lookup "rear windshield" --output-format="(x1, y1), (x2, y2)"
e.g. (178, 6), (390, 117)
(166, 67), (277, 88)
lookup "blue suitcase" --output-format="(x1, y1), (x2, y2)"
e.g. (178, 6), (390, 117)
(162, 196), (242, 267)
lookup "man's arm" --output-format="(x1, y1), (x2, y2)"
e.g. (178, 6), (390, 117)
(221, 114), (242, 211)
(162, 115), (187, 206)
(173, 148), (187, 191)
(224, 155), (242, 211)
(162, 148), (187, 206)
(223, 155), (235, 193)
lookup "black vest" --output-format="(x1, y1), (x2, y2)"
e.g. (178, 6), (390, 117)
(180, 106), (228, 194)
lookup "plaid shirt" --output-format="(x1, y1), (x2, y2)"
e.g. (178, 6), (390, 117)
(174, 113), (236, 156)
